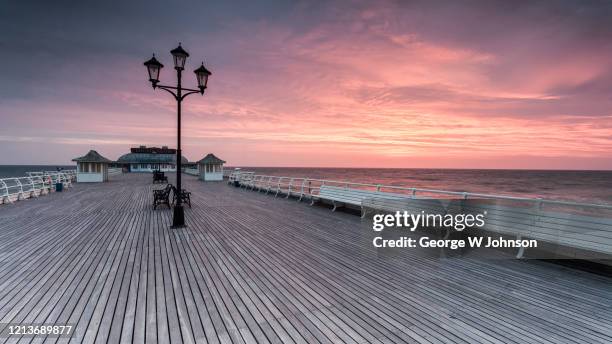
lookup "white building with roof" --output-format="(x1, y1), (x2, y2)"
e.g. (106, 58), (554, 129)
(72, 150), (112, 182)
(197, 153), (226, 181)
(116, 146), (190, 172)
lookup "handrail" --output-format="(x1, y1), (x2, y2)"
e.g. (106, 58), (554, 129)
(0, 169), (77, 205)
(228, 171), (612, 209)
(184, 168), (199, 176)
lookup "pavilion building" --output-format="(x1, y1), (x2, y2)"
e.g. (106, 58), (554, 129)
(72, 150), (112, 182)
(197, 153), (226, 181)
(117, 146), (190, 173)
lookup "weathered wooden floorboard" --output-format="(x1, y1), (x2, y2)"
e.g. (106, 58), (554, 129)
(0, 173), (610, 344)
(219, 196), (608, 342)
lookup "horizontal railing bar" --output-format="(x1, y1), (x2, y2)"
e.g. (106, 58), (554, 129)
(227, 170), (612, 209)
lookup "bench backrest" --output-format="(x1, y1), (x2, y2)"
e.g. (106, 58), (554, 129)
(319, 185), (414, 206)
(362, 196), (449, 217)
(364, 195), (612, 255)
(155, 184), (173, 196)
(456, 199), (612, 255)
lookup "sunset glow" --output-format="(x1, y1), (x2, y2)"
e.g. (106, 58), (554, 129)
(1, 1), (611, 169)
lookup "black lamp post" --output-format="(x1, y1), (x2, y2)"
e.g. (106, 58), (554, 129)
(144, 43), (212, 228)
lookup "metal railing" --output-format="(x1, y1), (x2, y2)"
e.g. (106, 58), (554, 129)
(1, 170), (76, 205)
(228, 170), (612, 209)
(228, 170), (612, 257)
(184, 168), (199, 176)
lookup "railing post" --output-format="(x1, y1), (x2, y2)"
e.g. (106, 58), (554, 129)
(16, 178), (24, 201)
(36, 176), (45, 195)
(0, 180), (7, 204)
(299, 179), (306, 201)
(533, 198), (543, 227)
(275, 178), (282, 197)
(27, 177), (37, 198)
(287, 178), (293, 198)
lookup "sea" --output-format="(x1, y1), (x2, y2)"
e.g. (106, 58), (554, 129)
(237, 167), (612, 205)
(0, 165), (74, 178)
(1, 165), (611, 205)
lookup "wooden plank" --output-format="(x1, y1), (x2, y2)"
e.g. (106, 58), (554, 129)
(0, 173), (610, 344)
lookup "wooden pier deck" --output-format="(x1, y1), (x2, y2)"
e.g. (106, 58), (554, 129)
(0, 173), (611, 344)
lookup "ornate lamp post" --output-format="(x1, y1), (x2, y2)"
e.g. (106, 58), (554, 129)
(144, 43), (212, 228)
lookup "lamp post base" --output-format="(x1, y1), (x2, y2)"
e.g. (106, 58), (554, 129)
(172, 204), (185, 228)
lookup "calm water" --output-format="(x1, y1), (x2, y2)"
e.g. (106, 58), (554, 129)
(236, 167), (612, 205)
(0, 165), (74, 178)
(1, 165), (610, 205)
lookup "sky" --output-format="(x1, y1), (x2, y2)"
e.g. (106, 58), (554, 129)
(1, 0), (611, 169)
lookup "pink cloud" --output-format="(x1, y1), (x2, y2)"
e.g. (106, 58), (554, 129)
(2, 1), (611, 169)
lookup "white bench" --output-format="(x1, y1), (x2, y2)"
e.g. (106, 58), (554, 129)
(361, 196), (612, 259)
(315, 185), (421, 217)
(362, 196), (450, 219)
(457, 200), (612, 258)
(362, 196), (612, 259)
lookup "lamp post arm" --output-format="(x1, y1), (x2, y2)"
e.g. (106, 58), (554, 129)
(155, 84), (202, 101)
(157, 85), (201, 92)
(180, 90), (202, 101)
(156, 85), (179, 99)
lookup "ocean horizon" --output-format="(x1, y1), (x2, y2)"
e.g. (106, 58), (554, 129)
(3, 165), (611, 205)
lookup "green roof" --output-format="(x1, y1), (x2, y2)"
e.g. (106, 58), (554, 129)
(117, 152), (188, 164)
(72, 150), (112, 163)
(198, 153), (225, 164)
